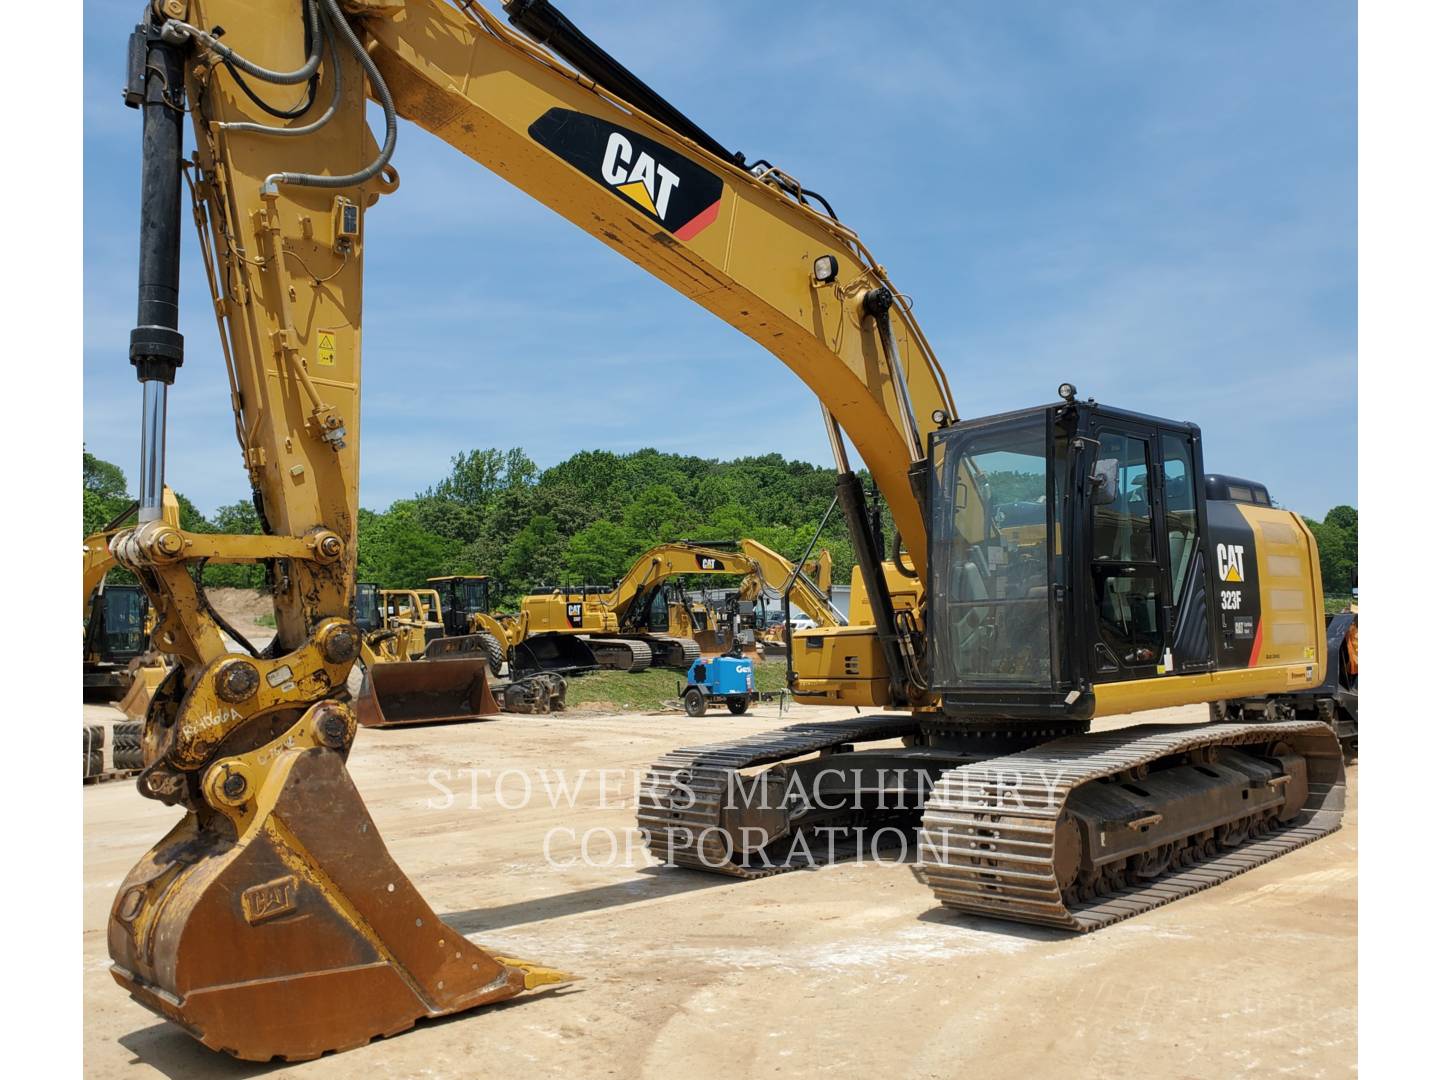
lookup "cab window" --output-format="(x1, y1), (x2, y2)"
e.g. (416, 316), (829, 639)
(1162, 434), (1198, 597)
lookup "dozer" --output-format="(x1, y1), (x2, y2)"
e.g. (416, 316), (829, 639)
(349, 584), (498, 727)
(521, 539), (841, 670)
(104, 0), (1349, 1060)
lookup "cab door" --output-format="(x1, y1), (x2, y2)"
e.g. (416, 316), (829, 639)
(1085, 424), (1169, 682)
(1084, 421), (1214, 682)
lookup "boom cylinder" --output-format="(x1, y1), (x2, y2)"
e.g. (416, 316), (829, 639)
(125, 18), (187, 521)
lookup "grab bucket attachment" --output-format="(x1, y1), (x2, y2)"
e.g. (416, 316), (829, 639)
(354, 657), (499, 728)
(109, 703), (568, 1061)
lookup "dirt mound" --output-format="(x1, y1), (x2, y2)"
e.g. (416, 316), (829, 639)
(206, 587), (271, 623)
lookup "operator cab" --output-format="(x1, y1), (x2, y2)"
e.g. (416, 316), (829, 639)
(353, 582), (383, 633)
(428, 575), (493, 637)
(87, 583), (149, 662)
(928, 397), (1215, 721)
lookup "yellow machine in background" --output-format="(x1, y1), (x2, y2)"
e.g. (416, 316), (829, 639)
(521, 539), (841, 669)
(83, 507), (172, 717)
(426, 573), (600, 676)
(103, 0), (1346, 1061)
(351, 584), (497, 726)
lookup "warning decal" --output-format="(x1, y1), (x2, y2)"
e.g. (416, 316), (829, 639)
(317, 331), (337, 367)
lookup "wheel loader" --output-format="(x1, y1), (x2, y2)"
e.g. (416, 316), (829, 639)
(102, 0), (1351, 1061)
(426, 574), (600, 677)
(350, 584), (498, 727)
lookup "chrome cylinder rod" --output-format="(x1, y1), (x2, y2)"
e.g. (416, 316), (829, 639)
(138, 381), (169, 522)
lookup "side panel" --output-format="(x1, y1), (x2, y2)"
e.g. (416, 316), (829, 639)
(1207, 502), (1325, 673)
(1091, 502), (1324, 715)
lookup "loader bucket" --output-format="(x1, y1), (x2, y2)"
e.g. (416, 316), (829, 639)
(511, 633), (600, 677)
(109, 703), (568, 1062)
(354, 657), (499, 728)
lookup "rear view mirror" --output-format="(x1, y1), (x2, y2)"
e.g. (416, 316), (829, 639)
(1090, 458), (1119, 505)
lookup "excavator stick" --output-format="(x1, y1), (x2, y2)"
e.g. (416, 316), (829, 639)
(354, 657), (499, 728)
(109, 702), (568, 1062)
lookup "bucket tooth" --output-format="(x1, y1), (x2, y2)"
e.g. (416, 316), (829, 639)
(108, 723), (564, 1061)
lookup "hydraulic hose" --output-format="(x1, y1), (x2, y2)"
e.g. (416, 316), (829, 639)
(263, 0), (397, 192)
(164, 0), (322, 85)
(220, 12), (341, 138)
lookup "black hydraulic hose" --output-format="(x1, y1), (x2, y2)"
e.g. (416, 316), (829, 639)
(192, 563), (262, 659)
(892, 526), (918, 579)
(836, 472), (909, 705)
(505, 0), (744, 166)
(222, 12), (341, 138)
(167, 0), (322, 85)
(263, 0), (396, 191)
(222, 2), (320, 119)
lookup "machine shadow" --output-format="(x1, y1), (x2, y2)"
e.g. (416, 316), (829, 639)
(442, 865), (735, 934)
(118, 1023), (286, 1080)
(914, 904), (1073, 942)
(117, 987), (581, 1078)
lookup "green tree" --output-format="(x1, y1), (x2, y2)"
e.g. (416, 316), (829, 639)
(563, 520), (643, 583)
(622, 483), (692, 540)
(1303, 504), (1358, 595)
(499, 514), (566, 595)
(202, 499), (267, 589)
(356, 502), (463, 588)
(83, 451), (134, 536)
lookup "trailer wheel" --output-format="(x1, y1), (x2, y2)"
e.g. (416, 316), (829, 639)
(726, 696), (750, 716)
(683, 688), (707, 717)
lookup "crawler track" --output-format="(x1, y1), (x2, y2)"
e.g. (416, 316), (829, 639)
(917, 721), (1346, 931)
(587, 637), (654, 671)
(645, 635), (702, 668)
(637, 714), (921, 877)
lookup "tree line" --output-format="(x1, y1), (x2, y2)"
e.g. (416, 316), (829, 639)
(83, 448), (1359, 603)
(84, 447), (861, 604)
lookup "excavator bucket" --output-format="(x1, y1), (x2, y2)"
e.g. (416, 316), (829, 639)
(354, 657), (499, 728)
(109, 705), (569, 1062)
(117, 657), (170, 721)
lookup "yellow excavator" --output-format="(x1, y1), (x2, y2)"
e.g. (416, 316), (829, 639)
(519, 539), (840, 670)
(104, 0), (1348, 1061)
(83, 505), (173, 718)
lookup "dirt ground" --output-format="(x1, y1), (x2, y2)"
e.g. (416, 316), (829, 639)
(82, 699), (1357, 1079)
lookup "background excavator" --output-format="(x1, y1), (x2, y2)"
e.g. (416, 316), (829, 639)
(520, 539), (840, 670)
(104, 0), (1350, 1062)
(83, 505), (173, 718)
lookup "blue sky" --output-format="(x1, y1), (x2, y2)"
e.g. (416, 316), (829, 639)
(84, 0), (1356, 519)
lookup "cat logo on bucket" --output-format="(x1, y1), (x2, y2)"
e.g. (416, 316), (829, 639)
(528, 109), (725, 239)
(1217, 543), (1247, 583)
